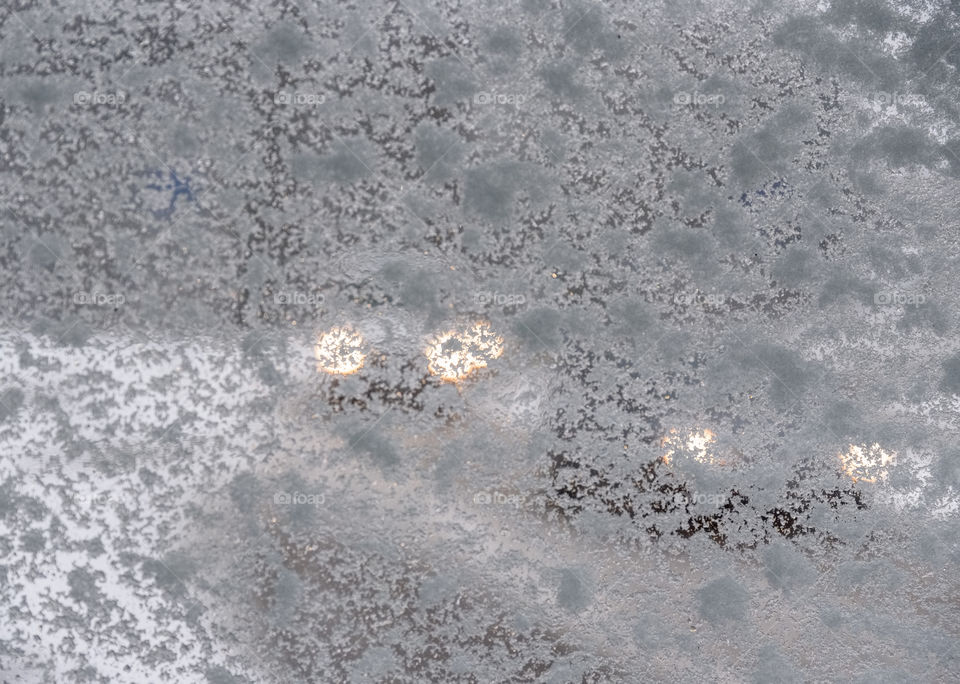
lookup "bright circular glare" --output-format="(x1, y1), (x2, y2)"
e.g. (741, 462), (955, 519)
(425, 322), (504, 382)
(661, 428), (722, 466)
(314, 327), (366, 375)
(838, 443), (896, 483)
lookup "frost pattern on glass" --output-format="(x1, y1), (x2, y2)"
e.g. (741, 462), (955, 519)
(1, 0), (959, 681)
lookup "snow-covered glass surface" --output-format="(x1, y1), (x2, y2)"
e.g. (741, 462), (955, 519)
(2, 0), (960, 681)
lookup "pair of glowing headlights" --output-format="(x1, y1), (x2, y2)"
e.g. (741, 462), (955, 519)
(661, 428), (896, 484)
(314, 322), (504, 382)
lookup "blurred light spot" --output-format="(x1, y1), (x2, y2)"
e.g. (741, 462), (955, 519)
(661, 428), (722, 465)
(838, 443), (896, 483)
(314, 327), (365, 375)
(425, 322), (504, 382)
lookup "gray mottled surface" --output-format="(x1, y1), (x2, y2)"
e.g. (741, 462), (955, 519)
(2, 0), (960, 681)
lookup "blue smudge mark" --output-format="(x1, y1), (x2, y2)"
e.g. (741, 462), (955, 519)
(143, 169), (195, 220)
(737, 179), (790, 208)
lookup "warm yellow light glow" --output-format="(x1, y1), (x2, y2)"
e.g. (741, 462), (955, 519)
(838, 443), (896, 483)
(661, 428), (723, 465)
(425, 322), (504, 382)
(314, 327), (366, 375)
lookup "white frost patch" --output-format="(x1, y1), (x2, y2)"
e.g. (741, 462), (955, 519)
(0, 329), (278, 682)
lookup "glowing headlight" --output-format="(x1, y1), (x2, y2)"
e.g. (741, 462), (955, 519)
(425, 322), (504, 382)
(838, 443), (896, 484)
(661, 428), (722, 466)
(314, 327), (366, 375)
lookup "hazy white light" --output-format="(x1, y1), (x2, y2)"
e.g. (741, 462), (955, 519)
(314, 327), (366, 375)
(661, 428), (723, 466)
(425, 322), (504, 382)
(838, 443), (896, 483)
